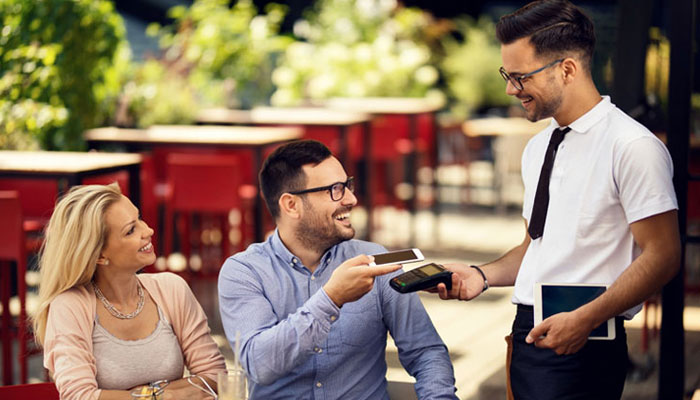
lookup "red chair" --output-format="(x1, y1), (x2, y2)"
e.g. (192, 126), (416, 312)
(163, 153), (252, 277)
(81, 170), (130, 196)
(0, 179), (58, 250)
(0, 382), (60, 399)
(0, 191), (29, 385)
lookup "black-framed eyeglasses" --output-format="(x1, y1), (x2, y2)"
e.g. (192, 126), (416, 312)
(499, 58), (564, 91)
(288, 176), (355, 202)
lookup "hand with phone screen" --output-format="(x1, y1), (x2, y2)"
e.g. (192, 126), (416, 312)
(369, 248), (424, 267)
(323, 254), (401, 307)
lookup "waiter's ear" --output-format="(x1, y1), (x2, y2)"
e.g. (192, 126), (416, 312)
(561, 57), (578, 84)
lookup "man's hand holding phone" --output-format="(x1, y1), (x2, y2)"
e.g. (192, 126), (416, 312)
(324, 255), (401, 307)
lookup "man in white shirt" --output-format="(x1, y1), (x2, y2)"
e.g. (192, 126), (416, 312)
(430, 1), (681, 399)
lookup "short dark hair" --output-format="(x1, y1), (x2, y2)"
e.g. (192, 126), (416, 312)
(496, 0), (595, 72)
(259, 140), (332, 219)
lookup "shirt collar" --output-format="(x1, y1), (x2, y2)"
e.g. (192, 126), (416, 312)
(270, 229), (337, 272)
(554, 95), (613, 134)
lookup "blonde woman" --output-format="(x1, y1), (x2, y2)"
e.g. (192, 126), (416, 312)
(33, 183), (225, 399)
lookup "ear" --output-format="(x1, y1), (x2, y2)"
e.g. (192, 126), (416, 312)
(561, 58), (578, 84)
(278, 193), (302, 220)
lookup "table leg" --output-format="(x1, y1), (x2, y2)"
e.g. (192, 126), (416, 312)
(408, 114), (418, 246)
(127, 163), (141, 210)
(1, 261), (13, 385)
(363, 121), (374, 241)
(253, 148), (264, 243)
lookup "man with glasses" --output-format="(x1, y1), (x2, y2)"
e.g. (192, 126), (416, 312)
(430, 1), (680, 399)
(218, 140), (457, 399)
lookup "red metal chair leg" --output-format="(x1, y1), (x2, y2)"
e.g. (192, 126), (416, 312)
(17, 256), (27, 384)
(1, 261), (14, 385)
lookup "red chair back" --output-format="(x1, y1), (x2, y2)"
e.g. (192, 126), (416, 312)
(81, 170), (130, 196)
(0, 179), (57, 231)
(0, 382), (60, 399)
(0, 191), (24, 261)
(166, 153), (243, 212)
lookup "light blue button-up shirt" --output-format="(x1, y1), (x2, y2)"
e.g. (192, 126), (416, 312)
(218, 230), (457, 399)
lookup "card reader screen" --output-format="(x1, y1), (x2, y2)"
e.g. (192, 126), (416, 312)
(373, 250), (418, 265)
(419, 264), (442, 275)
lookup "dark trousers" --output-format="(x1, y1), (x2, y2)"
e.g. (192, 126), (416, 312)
(510, 305), (628, 400)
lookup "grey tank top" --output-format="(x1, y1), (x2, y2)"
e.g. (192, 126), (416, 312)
(93, 306), (185, 390)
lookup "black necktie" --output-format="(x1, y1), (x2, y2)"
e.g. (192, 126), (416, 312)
(528, 126), (570, 240)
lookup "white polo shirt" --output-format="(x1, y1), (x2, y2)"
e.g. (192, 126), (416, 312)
(513, 96), (677, 318)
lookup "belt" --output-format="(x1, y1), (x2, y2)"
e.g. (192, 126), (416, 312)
(516, 304), (624, 323)
(517, 304), (533, 312)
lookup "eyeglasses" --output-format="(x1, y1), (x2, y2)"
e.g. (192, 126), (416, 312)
(289, 176), (355, 202)
(499, 58), (564, 91)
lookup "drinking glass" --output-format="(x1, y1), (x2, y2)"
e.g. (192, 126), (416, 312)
(217, 369), (248, 400)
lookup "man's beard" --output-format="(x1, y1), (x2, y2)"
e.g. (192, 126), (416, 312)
(295, 203), (355, 254)
(523, 75), (563, 122)
(526, 93), (562, 122)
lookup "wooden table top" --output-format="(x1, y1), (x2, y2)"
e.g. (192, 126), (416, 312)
(0, 151), (142, 174)
(85, 125), (303, 145)
(462, 117), (552, 137)
(197, 107), (371, 126)
(324, 97), (444, 114)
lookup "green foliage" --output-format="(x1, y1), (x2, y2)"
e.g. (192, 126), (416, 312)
(114, 59), (198, 128)
(271, 0), (445, 106)
(0, 0), (128, 150)
(149, 0), (292, 109)
(440, 17), (513, 119)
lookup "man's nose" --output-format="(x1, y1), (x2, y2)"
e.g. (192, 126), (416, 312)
(505, 79), (521, 96)
(341, 187), (358, 206)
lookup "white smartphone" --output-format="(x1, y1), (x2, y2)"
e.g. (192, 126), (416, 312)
(534, 282), (615, 340)
(369, 248), (424, 267)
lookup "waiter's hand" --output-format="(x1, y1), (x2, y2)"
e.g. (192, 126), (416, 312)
(526, 309), (596, 355)
(424, 263), (485, 301)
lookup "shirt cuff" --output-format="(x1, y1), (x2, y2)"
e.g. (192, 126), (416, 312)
(306, 288), (340, 328)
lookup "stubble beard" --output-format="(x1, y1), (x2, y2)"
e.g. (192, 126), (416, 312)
(524, 74), (564, 122)
(296, 203), (355, 254)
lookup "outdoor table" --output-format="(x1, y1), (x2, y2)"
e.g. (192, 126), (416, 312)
(197, 106), (371, 168)
(324, 97), (444, 244)
(84, 125), (302, 242)
(0, 151), (142, 208)
(461, 117), (550, 212)
(462, 116), (550, 138)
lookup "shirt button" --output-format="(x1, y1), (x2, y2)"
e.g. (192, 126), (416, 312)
(293, 258), (298, 263)
(330, 315), (336, 321)
(310, 276), (315, 280)
(316, 382), (322, 388)
(314, 347), (322, 353)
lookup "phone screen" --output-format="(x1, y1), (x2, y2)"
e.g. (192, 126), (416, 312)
(372, 249), (420, 265)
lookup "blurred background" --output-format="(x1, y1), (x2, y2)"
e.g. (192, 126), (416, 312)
(0, 0), (698, 399)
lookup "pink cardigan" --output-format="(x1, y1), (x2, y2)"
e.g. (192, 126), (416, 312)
(43, 272), (226, 400)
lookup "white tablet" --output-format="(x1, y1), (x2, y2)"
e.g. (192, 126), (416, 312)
(534, 283), (615, 340)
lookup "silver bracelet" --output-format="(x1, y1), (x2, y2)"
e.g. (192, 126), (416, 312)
(187, 374), (218, 399)
(470, 265), (489, 292)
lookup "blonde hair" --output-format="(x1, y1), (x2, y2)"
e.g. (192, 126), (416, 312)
(33, 183), (123, 346)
